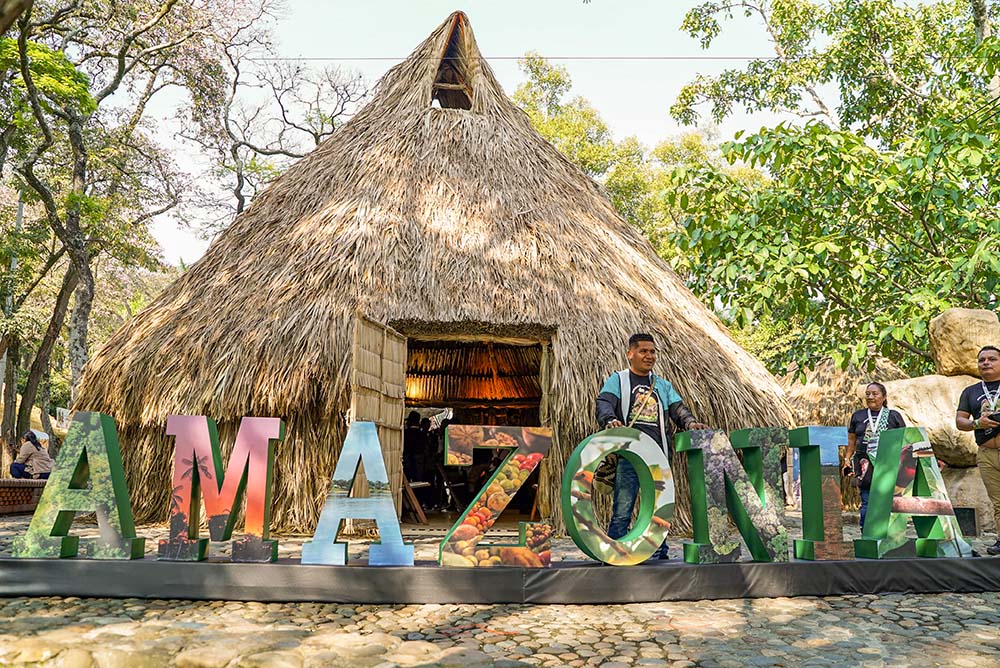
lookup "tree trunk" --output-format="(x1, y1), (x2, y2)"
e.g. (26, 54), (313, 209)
(39, 371), (52, 441)
(0, 0), (31, 36)
(972, 0), (991, 42)
(16, 264), (77, 436)
(2, 335), (19, 454)
(67, 271), (94, 404)
(971, 0), (1000, 99)
(63, 112), (95, 405)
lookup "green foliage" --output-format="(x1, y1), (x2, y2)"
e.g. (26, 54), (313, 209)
(514, 54), (708, 262)
(729, 314), (804, 375)
(213, 153), (283, 187)
(673, 0), (827, 126)
(0, 38), (96, 115)
(669, 0), (1000, 375)
(514, 53), (620, 177)
(48, 371), (70, 411)
(63, 191), (108, 225)
(672, 0), (983, 144)
(670, 113), (1000, 374)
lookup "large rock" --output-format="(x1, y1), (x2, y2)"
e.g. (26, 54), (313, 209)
(942, 465), (996, 534)
(880, 375), (979, 467)
(929, 308), (1000, 377)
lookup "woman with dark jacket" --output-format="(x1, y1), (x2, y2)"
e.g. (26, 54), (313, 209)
(843, 382), (905, 529)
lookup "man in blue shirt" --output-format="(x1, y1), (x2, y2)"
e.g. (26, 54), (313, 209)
(596, 333), (707, 559)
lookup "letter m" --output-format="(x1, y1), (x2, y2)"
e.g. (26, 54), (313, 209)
(158, 415), (284, 562)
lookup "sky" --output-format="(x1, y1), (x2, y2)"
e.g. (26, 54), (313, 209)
(152, 0), (786, 265)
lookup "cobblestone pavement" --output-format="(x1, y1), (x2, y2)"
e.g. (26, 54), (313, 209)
(1, 516), (999, 667)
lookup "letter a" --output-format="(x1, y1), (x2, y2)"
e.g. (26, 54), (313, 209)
(302, 421), (414, 566)
(855, 426), (971, 559)
(12, 412), (145, 559)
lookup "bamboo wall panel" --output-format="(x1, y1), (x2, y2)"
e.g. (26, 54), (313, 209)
(382, 335), (407, 400)
(351, 316), (406, 513)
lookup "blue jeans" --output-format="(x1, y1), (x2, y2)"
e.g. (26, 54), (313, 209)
(608, 458), (669, 559)
(9, 464), (47, 479)
(859, 488), (870, 529)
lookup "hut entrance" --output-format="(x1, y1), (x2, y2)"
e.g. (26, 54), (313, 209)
(403, 337), (546, 521)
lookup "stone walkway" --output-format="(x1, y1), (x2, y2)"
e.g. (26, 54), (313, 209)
(0, 516), (999, 667)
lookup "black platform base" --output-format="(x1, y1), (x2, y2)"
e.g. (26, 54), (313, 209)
(3, 556), (1000, 603)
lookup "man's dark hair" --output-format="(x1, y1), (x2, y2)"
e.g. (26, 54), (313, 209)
(406, 410), (420, 427)
(629, 333), (655, 348)
(979, 345), (1000, 357)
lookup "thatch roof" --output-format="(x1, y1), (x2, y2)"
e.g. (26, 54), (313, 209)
(780, 356), (910, 427)
(76, 12), (793, 532)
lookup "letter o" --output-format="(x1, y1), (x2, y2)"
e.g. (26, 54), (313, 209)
(560, 427), (675, 565)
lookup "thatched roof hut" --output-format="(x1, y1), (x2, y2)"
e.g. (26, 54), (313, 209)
(76, 12), (793, 532)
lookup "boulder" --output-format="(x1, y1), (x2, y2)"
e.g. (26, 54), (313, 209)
(929, 308), (1000, 377)
(942, 465), (996, 534)
(880, 375), (979, 467)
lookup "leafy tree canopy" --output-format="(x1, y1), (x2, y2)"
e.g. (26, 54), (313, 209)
(668, 0), (1000, 375)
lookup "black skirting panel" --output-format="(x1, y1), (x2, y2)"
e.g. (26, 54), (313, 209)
(2, 557), (1000, 604)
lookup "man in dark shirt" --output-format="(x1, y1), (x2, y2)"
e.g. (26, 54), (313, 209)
(957, 345), (1000, 554)
(595, 333), (707, 560)
(403, 411), (428, 482)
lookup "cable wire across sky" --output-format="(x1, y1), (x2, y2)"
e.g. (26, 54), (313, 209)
(248, 55), (780, 62)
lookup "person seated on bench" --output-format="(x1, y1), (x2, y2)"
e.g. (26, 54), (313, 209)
(10, 431), (52, 480)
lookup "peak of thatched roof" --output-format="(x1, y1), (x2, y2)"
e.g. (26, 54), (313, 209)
(346, 10), (518, 124)
(76, 12), (794, 530)
(431, 12), (476, 110)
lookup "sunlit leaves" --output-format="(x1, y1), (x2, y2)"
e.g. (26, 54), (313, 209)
(669, 113), (1000, 375)
(0, 38), (96, 116)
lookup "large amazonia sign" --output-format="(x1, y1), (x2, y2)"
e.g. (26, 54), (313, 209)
(12, 412), (971, 567)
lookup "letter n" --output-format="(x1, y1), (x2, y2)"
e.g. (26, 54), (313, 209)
(677, 429), (789, 563)
(301, 421), (414, 566)
(157, 415), (284, 562)
(12, 412), (145, 559)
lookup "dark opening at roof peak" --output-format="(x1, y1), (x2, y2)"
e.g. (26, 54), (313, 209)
(432, 12), (474, 110)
